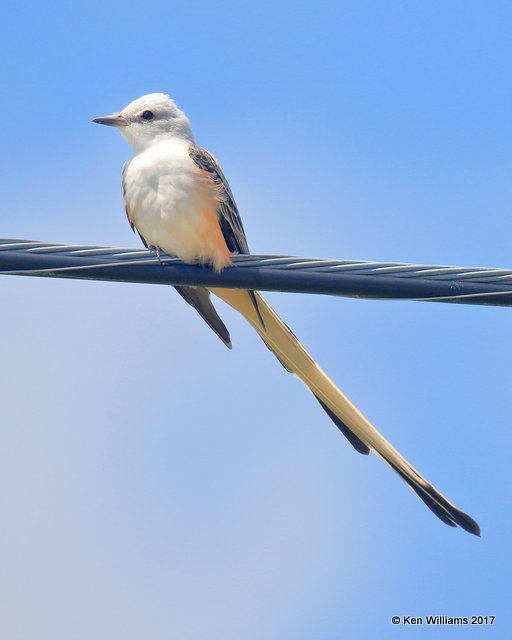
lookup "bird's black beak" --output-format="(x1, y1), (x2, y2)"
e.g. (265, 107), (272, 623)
(92, 113), (128, 127)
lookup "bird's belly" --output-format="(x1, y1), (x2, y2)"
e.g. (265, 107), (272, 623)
(125, 158), (231, 270)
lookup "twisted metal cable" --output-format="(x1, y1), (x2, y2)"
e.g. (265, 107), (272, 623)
(1, 238), (512, 306)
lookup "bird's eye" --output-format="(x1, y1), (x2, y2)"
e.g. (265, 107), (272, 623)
(141, 110), (154, 121)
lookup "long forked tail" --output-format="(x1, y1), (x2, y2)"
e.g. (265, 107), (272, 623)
(209, 287), (480, 536)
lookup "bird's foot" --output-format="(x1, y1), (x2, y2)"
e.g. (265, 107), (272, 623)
(152, 246), (162, 263)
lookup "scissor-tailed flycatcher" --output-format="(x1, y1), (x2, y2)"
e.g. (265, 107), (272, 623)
(93, 93), (479, 535)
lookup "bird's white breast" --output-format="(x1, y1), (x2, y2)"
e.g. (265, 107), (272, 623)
(123, 141), (224, 265)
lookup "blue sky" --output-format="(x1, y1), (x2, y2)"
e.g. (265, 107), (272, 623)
(0, 1), (510, 638)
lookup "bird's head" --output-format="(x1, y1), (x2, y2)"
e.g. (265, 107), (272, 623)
(93, 93), (194, 152)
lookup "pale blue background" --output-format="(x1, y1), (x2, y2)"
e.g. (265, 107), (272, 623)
(0, 1), (509, 638)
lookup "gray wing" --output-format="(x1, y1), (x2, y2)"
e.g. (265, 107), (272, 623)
(188, 144), (250, 255)
(189, 144), (265, 328)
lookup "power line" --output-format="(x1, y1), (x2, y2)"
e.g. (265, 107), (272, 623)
(1, 238), (512, 306)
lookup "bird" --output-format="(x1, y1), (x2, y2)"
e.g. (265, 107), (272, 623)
(93, 92), (479, 536)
